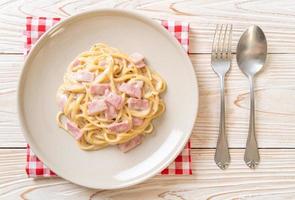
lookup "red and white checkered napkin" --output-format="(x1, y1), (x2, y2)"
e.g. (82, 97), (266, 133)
(24, 17), (192, 177)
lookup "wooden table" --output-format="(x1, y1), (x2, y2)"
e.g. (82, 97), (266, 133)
(1, 1), (295, 199)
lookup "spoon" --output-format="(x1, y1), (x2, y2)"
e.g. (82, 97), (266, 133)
(236, 25), (267, 169)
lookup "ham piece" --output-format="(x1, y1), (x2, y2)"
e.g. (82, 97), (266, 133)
(66, 121), (83, 140)
(72, 59), (81, 67)
(132, 117), (144, 126)
(118, 135), (143, 153)
(88, 99), (107, 115)
(127, 98), (149, 110)
(72, 71), (94, 82)
(90, 83), (110, 96)
(118, 81), (143, 98)
(108, 120), (131, 133)
(136, 60), (146, 68)
(105, 92), (123, 109)
(105, 104), (117, 120)
(56, 93), (67, 111)
(130, 52), (146, 68)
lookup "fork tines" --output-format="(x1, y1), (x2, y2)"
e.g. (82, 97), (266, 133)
(212, 24), (233, 60)
(211, 24), (233, 170)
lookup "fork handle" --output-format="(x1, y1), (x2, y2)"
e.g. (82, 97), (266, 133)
(214, 76), (230, 170)
(244, 76), (260, 169)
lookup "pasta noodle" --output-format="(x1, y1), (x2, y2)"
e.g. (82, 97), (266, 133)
(56, 43), (166, 151)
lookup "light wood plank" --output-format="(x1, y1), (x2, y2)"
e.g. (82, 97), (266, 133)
(0, 54), (23, 147)
(0, 0), (294, 53)
(1, 0), (294, 199)
(191, 53), (295, 148)
(1, 53), (295, 148)
(1, 149), (295, 199)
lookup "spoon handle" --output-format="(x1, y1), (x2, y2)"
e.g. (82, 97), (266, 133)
(244, 77), (260, 169)
(214, 76), (230, 170)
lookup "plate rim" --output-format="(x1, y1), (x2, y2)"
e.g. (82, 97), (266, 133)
(17, 8), (199, 189)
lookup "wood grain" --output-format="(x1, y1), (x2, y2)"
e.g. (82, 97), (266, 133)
(1, 53), (294, 148)
(0, 0), (295, 53)
(1, 149), (295, 200)
(0, 55), (23, 147)
(1, 0), (295, 199)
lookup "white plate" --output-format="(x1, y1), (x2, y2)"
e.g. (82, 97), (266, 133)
(18, 9), (198, 189)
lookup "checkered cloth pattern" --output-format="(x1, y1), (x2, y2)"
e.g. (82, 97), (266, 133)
(24, 17), (192, 177)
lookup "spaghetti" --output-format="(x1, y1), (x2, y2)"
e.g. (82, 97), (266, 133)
(56, 43), (166, 152)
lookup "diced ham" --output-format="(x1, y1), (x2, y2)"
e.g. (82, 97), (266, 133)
(104, 88), (111, 96)
(135, 80), (144, 88)
(132, 117), (144, 126)
(130, 52), (146, 68)
(90, 84), (110, 96)
(72, 71), (94, 82)
(118, 81), (143, 98)
(56, 93), (67, 111)
(105, 92), (123, 109)
(108, 120), (131, 133)
(130, 52), (144, 64)
(136, 60), (146, 68)
(72, 59), (81, 67)
(99, 60), (107, 66)
(127, 98), (149, 111)
(92, 95), (104, 101)
(105, 103), (117, 120)
(88, 99), (107, 115)
(66, 121), (83, 140)
(64, 84), (85, 93)
(118, 135), (143, 153)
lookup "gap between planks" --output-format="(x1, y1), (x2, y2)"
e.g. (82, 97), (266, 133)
(2, 147), (295, 150)
(1, 52), (295, 55)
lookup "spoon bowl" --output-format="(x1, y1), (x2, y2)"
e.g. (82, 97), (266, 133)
(236, 25), (267, 169)
(237, 25), (267, 76)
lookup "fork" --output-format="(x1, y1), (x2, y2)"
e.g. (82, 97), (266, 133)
(211, 24), (233, 170)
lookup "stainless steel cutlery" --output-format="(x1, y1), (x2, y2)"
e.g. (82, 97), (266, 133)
(236, 25), (267, 169)
(211, 24), (232, 170)
(211, 24), (267, 169)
